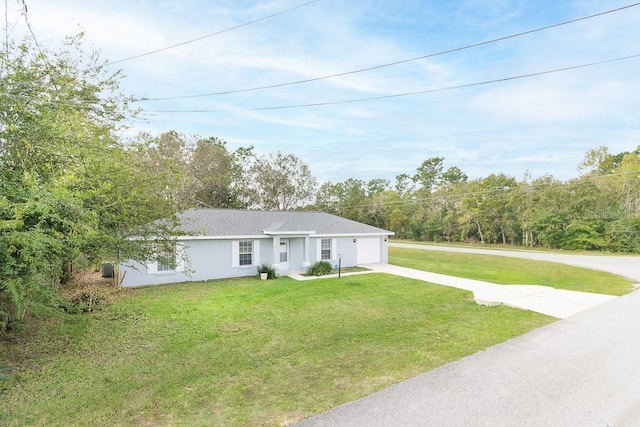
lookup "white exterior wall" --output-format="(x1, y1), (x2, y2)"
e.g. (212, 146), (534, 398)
(120, 238), (273, 287)
(309, 236), (389, 267)
(380, 236), (390, 263)
(120, 234), (392, 287)
(310, 236), (355, 268)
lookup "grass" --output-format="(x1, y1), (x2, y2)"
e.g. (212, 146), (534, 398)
(1, 274), (553, 426)
(301, 266), (369, 277)
(330, 266), (369, 274)
(391, 239), (638, 256)
(390, 247), (635, 295)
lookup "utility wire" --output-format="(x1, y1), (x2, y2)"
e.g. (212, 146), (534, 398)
(6, 2), (636, 109)
(141, 53), (640, 113)
(20, 0), (41, 55)
(18, 0), (61, 95)
(137, 2), (640, 102)
(4, 0), (8, 63)
(5, 53), (638, 113)
(105, 0), (323, 67)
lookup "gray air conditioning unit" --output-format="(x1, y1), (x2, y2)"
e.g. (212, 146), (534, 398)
(101, 262), (114, 278)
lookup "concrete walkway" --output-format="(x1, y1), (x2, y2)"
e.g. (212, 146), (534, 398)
(295, 289), (640, 427)
(288, 264), (616, 319)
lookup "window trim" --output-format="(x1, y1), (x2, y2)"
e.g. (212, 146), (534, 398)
(238, 240), (253, 266)
(317, 238), (337, 262)
(320, 238), (331, 260)
(157, 245), (176, 272)
(232, 240), (260, 268)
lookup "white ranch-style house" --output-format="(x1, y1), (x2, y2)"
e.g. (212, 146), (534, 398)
(119, 208), (394, 287)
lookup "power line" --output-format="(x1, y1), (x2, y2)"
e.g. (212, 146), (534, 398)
(140, 53), (640, 113)
(4, 53), (638, 114)
(104, 0), (323, 67)
(6, 2), (637, 110)
(19, 0), (41, 54)
(18, 0), (61, 95)
(137, 2), (640, 102)
(4, 3), (638, 114)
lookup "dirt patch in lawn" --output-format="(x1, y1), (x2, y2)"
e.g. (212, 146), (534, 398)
(302, 266), (370, 277)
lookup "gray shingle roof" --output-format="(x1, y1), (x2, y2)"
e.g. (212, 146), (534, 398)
(178, 209), (393, 237)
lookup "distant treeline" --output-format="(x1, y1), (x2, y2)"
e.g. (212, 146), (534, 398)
(312, 147), (640, 253)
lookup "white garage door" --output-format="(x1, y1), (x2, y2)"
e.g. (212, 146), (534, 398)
(357, 238), (381, 264)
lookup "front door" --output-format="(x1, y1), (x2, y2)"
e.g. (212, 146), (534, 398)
(279, 240), (289, 271)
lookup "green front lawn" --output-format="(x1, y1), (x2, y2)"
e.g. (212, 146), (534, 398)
(390, 247), (635, 295)
(2, 274), (553, 426)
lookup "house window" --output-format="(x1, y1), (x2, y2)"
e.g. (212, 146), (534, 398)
(321, 238), (331, 260)
(157, 246), (176, 271)
(279, 241), (288, 262)
(147, 243), (184, 275)
(239, 240), (253, 266)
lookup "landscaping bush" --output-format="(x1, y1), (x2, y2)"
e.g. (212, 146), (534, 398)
(307, 261), (333, 276)
(257, 264), (277, 279)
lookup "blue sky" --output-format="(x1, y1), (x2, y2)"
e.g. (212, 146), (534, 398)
(14, 0), (640, 184)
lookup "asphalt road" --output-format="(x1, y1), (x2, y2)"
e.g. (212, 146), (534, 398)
(390, 242), (640, 282)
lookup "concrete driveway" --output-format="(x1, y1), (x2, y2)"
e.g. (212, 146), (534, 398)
(391, 242), (640, 282)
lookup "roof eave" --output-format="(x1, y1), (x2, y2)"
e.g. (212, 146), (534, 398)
(176, 235), (270, 241)
(314, 232), (395, 237)
(262, 230), (316, 236)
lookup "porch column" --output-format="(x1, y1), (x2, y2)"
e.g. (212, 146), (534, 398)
(303, 235), (311, 268)
(272, 236), (280, 269)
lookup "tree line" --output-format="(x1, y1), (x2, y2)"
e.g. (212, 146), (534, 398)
(312, 148), (640, 253)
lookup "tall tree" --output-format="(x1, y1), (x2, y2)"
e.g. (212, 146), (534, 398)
(131, 131), (193, 209)
(229, 146), (257, 209)
(190, 137), (236, 208)
(441, 166), (468, 186)
(314, 181), (344, 215)
(394, 173), (415, 196)
(250, 152), (317, 210)
(339, 178), (368, 222)
(413, 157), (444, 195)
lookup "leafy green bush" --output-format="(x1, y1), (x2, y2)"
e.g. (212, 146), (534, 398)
(257, 264), (277, 280)
(307, 261), (333, 276)
(563, 220), (606, 250)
